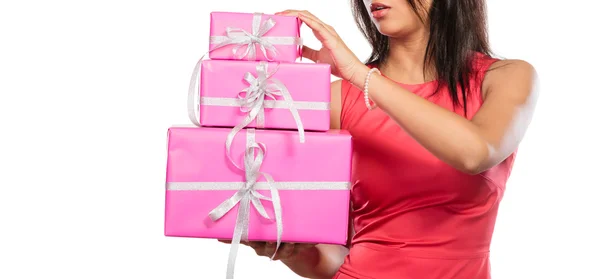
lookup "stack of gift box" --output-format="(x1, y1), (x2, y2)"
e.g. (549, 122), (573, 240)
(164, 11), (353, 278)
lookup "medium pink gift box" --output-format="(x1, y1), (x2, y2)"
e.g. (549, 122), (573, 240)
(208, 12), (302, 62)
(164, 126), (352, 245)
(190, 59), (331, 133)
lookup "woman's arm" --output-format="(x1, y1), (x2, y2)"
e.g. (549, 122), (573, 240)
(280, 244), (348, 279)
(349, 60), (539, 174)
(278, 9), (539, 175)
(330, 80), (343, 130)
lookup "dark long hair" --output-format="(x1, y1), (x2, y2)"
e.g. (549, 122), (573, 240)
(351, 0), (492, 115)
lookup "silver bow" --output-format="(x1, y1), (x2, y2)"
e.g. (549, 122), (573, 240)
(210, 12), (300, 61)
(225, 61), (305, 170)
(208, 128), (283, 279)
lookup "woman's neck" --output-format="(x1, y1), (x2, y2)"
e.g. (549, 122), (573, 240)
(380, 32), (436, 85)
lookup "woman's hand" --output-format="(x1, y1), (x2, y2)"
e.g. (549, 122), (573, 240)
(275, 10), (366, 84)
(218, 239), (316, 261)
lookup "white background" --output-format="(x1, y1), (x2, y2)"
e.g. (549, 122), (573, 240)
(1, 0), (599, 278)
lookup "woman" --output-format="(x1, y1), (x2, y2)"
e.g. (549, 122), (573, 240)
(224, 0), (538, 278)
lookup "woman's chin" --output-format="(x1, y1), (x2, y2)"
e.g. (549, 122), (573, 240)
(375, 25), (401, 37)
(375, 22), (420, 39)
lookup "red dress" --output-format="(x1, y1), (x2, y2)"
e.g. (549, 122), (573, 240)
(333, 53), (515, 279)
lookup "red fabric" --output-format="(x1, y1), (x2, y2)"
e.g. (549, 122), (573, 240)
(333, 53), (513, 279)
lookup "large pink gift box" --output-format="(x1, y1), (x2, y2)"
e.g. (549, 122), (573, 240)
(208, 12), (302, 62)
(164, 126), (352, 245)
(193, 60), (331, 133)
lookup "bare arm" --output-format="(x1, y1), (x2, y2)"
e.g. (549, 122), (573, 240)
(330, 79), (343, 130)
(276, 9), (539, 175)
(349, 59), (539, 174)
(280, 244), (348, 279)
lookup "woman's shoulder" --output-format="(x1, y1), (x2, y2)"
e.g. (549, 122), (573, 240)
(477, 53), (537, 102)
(472, 52), (536, 91)
(473, 52), (535, 75)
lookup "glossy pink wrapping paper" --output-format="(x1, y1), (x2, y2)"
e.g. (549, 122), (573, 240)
(199, 60), (331, 131)
(164, 127), (353, 244)
(209, 12), (301, 62)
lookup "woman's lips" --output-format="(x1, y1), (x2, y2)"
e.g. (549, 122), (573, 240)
(370, 2), (390, 19)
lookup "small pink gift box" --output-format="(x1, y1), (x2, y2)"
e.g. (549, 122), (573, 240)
(190, 59), (331, 135)
(208, 12), (302, 62)
(164, 126), (352, 245)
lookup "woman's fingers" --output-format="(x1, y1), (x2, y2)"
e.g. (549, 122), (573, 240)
(251, 242), (296, 260)
(273, 243), (296, 260)
(295, 243), (316, 250)
(276, 10), (316, 21)
(297, 11), (337, 35)
(297, 14), (337, 46)
(263, 242), (278, 256)
(277, 10), (337, 35)
(301, 45), (319, 62)
(219, 240), (312, 261)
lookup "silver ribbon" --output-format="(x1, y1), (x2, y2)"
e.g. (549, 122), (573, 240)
(225, 61), (306, 170)
(209, 12), (302, 61)
(200, 97), (330, 111)
(211, 128), (283, 279)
